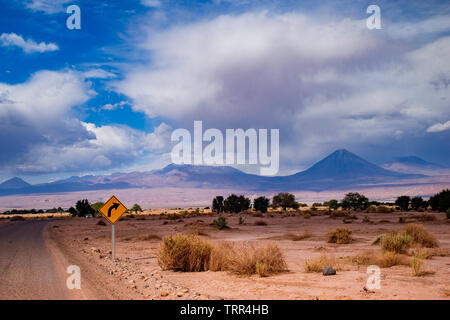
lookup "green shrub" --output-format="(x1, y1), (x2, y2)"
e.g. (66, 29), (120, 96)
(446, 208), (450, 219)
(239, 216), (244, 224)
(213, 216), (228, 230)
(377, 233), (414, 253)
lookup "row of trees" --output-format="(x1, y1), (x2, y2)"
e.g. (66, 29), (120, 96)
(212, 192), (303, 214)
(212, 190), (450, 214)
(395, 189), (450, 212)
(69, 199), (143, 217)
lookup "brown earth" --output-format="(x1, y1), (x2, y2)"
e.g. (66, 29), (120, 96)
(42, 211), (450, 300)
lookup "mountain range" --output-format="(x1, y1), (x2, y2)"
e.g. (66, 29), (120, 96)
(0, 149), (436, 196)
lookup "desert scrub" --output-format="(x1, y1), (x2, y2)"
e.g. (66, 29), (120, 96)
(352, 251), (408, 268)
(373, 233), (413, 253)
(402, 223), (438, 248)
(446, 208), (450, 219)
(238, 216), (244, 224)
(228, 243), (287, 277)
(409, 257), (433, 277)
(304, 255), (339, 273)
(158, 234), (212, 272)
(327, 227), (353, 244)
(158, 235), (287, 277)
(213, 216), (228, 230)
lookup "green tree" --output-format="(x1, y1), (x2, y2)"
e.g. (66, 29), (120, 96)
(272, 193), (299, 210)
(395, 196), (410, 211)
(212, 196), (224, 213)
(429, 189), (450, 212)
(341, 193), (369, 211)
(130, 203), (143, 213)
(253, 196), (270, 213)
(68, 206), (77, 217)
(91, 202), (105, 217)
(75, 199), (95, 217)
(324, 199), (339, 210)
(411, 197), (426, 211)
(223, 194), (250, 213)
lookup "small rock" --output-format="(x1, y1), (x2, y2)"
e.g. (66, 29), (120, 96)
(183, 289), (189, 293)
(91, 247), (100, 253)
(160, 291), (169, 297)
(83, 237), (89, 241)
(176, 292), (183, 297)
(322, 267), (336, 276)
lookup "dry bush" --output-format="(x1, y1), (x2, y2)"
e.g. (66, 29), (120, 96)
(376, 233), (414, 253)
(377, 206), (392, 213)
(402, 223), (438, 248)
(255, 220), (267, 226)
(327, 227), (353, 244)
(304, 255), (340, 273)
(225, 243), (287, 277)
(351, 251), (408, 268)
(158, 235), (287, 277)
(158, 234), (212, 272)
(410, 257), (425, 276)
(208, 241), (233, 272)
(411, 248), (433, 260)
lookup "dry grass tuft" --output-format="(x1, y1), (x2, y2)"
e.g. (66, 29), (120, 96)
(304, 254), (340, 273)
(410, 257), (434, 277)
(402, 223), (438, 248)
(327, 227), (353, 244)
(158, 234), (212, 272)
(377, 233), (414, 253)
(226, 243), (287, 277)
(351, 251), (408, 268)
(158, 234), (287, 277)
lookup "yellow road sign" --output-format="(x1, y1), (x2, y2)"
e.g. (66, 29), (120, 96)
(99, 195), (127, 224)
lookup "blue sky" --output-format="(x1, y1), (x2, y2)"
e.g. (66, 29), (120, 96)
(0, 0), (449, 183)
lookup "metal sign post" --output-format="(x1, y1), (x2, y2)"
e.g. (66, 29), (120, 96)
(112, 224), (116, 260)
(99, 195), (127, 261)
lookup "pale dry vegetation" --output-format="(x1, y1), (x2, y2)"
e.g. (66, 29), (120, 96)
(327, 227), (353, 244)
(158, 234), (287, 277)
(304, 254), (341, 273)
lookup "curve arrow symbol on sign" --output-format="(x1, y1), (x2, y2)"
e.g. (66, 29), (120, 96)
(108, 202), (120, 217)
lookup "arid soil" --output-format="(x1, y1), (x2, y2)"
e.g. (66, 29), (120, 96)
(45, 211), (450, 300)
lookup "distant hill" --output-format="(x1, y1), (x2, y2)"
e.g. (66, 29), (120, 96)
(380, 156), (446, 174)
(0, 149), (425, 196)
(0, 177), (31, 190)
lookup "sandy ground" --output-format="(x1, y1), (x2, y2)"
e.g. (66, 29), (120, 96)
(44, 211), (450, 300)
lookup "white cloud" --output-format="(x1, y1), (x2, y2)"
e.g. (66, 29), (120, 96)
(141, 0), (162, 8)
(0, 33), (59, 53)
(0, 69), (171, 174)
(115, 11), (450, 168)
(100, 101), (128, 111)
(83, 69), (117, 79)
(23, 0), (71, 14)
(427, 120), (450, 133)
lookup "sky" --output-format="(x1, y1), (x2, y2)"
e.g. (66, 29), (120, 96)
(0, 0), (449, 183)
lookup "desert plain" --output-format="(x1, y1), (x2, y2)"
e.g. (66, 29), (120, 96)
(31, 209), (450, 300)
